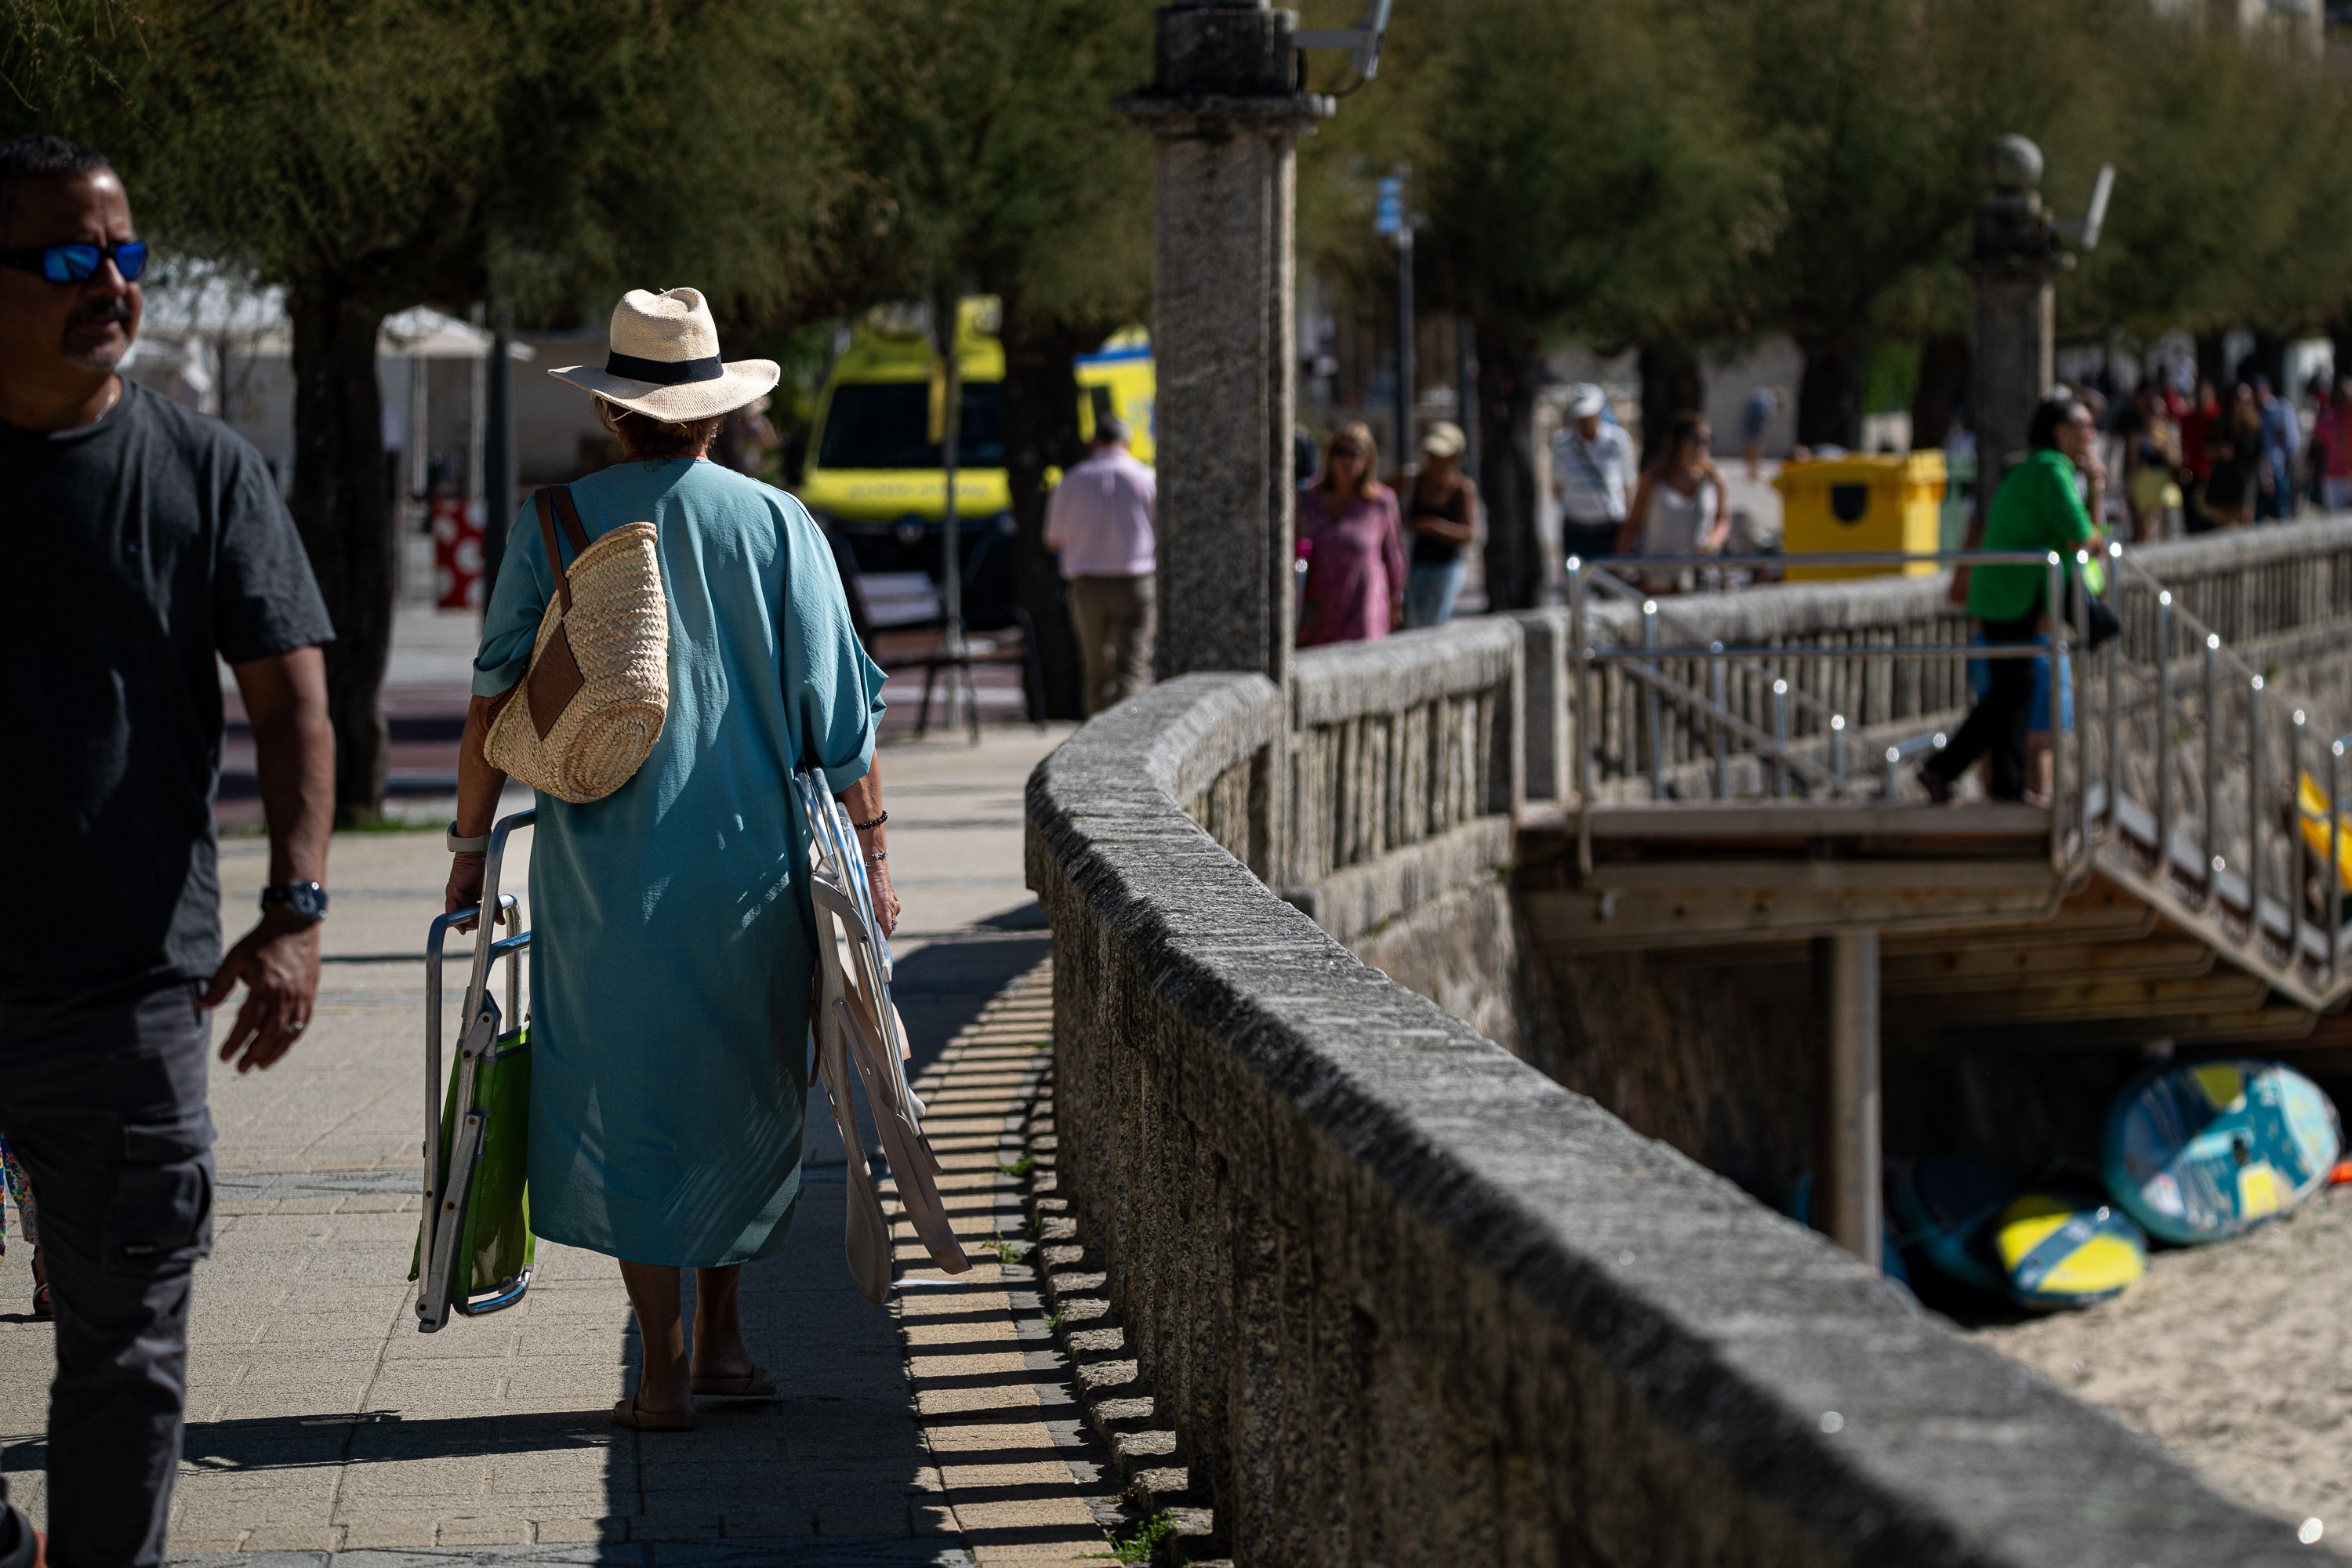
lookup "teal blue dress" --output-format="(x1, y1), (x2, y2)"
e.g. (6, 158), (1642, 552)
(472, 459), (885, 1267)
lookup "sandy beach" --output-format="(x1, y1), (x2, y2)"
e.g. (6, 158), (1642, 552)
(1980, 1185), (2352, 1534)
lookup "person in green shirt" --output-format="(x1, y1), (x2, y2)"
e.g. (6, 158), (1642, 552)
(1923, 395), (2103, 803)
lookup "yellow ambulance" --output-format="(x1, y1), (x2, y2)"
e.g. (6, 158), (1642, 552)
(798, 297), (1153, 574)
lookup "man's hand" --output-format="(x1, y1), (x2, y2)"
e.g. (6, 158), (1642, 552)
(205, 909), (321, 1074)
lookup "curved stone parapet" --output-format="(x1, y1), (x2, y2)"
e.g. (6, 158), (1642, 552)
(1025, 645), (2316, 1566)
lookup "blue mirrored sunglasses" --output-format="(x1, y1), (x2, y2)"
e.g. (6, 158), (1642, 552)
(0, 239), (148, 284)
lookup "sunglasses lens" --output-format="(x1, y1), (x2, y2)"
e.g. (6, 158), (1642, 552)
(114, 241), (147, 281)
(42, 245), (94, 283)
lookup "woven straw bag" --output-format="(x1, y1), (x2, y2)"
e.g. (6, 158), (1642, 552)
(484, 486), (669, 804)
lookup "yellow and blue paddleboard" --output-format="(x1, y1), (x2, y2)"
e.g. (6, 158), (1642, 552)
(2103, 1060), (2342, 1246)
(1992, 1193), (2146, 1310)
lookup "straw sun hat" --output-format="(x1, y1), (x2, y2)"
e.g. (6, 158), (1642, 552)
(550, 287), (779, 422)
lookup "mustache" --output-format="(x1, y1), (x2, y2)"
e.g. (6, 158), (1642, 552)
(67, 299), (132, 328)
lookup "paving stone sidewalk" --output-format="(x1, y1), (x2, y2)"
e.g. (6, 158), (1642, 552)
(0, 728), (1109, 1564)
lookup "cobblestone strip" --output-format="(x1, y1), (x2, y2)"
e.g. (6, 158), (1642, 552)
(1018, 1078), (1224, 1566)
(886, 958), (1143, 1568)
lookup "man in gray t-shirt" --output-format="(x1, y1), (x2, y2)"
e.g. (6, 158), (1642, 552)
(1551, 383), (1635, 564)
(0, 133), (334, 1568)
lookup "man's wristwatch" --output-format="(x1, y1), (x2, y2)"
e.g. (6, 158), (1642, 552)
(260, 881), (330, 924)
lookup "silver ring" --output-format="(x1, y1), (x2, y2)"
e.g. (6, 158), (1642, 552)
(289, 1021), (307, 1035)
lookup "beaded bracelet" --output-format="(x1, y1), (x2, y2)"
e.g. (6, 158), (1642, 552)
(851, 810), (888, 832)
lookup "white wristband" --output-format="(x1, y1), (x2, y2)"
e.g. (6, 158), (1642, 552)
(447, 823), (491, 854)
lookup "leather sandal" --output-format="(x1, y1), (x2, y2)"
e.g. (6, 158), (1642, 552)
(689, 1364), (775, 1398)
(609, 1395), (695, 1432)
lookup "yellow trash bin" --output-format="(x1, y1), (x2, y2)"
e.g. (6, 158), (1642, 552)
(1775, 452), (1947, 580)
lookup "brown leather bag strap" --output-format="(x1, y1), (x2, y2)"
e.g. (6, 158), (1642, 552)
(533, 486), (585, 613)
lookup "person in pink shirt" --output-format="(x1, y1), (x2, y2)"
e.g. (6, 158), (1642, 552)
(2313, 374), (2352, 514)
(1045, 415), (1158, 715)
(1297, 421), (1407, 647)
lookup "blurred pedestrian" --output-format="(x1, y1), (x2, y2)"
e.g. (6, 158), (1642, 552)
(1922, 396), (2103, 804)
(1045, 414), (1157, 716)
(1551, 383), (1634, 564)
(0, 132), (335, 1568)
(1297, 421), (1406, 647)
(452, 286), (896, 1433)
(2120, 383), (2181, 540)
(2178, 378), (2221, 533)
(2311, 375), (2352, 514)
(1617, 410), (1731, 593)
(2256, 376), (2299, 521)
(1739, 386), (1782, 482)
(2205, 385), (2262, 528)
(1396, 421), (1479, 630)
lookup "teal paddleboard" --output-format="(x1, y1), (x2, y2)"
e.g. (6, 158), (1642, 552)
(2103, 1060), (2340, 1246)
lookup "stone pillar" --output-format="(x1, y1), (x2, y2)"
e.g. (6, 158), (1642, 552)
(1968, 135), (2062, 528)
(1120, 3), (1330, 686)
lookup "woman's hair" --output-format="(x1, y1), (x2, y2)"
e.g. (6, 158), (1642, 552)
(1316, 421), (1381, 500)
(1650, 409), (1708, 470)
(2027, 395), (2086, 452)
(599, 398), (726, 462)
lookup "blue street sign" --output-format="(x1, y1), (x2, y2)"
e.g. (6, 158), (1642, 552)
(1374, 176), (1403, 238)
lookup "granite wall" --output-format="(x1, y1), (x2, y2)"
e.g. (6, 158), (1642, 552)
(1026, 666), (2318, 1568)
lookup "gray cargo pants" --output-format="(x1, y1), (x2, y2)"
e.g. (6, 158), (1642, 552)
(0, 981), (215, 1568)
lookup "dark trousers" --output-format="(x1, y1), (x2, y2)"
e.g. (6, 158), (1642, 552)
(0, 982), (214, 1568)
(1929, 613), (2042, 800)
(1562, 519), (1622, 564)
(1066, 573), (1156, 718)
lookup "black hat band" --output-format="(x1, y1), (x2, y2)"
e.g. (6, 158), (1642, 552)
(604, 350), (725, 386)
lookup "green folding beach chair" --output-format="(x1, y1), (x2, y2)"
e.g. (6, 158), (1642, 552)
(412, 810), (537, 1332)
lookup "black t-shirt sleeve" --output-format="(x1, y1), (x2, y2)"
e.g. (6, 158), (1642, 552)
(213, 443), (335, 664)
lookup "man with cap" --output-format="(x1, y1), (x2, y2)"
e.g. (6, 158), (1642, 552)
(0, 132), (336, 1568)
(1551, 383), (1635, 566)
(1044, 414), (1157, 716)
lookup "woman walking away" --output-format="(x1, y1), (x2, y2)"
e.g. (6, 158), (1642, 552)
(1297, 421), (1406, 647)
(446, 288), (895, 1432)
(1617, 410), (1732, 594)
(1922, 395), (2103, 805)
(1397, 421), (1479, 630)
(2204, 384), (2261, 529)
(0, 1137), (43, 1318)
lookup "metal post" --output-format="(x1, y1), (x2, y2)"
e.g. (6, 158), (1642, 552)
(1393, 219), (1416, 461)
(2201, 634), (2221, 908)
(2074, 550), (2093, 857)
(1830, 715), (1848, 794)
(1884, 746), (1902, 800)
(478, 305), (516, 605)
(1771, 680), (1791, 800)
(2331, 741), (2344, 984)
(1819, 929), (1882, 1269)
(2155, 593), (2173, 865)
(1568, 559), (1593, 877)
(2249, 677), (2267, 948)
(2104, 542), (2123, 834)
(2290, 710), (2306, 967)
(1708, 643), (1730, 799)
(1642, 599), (1664, 798)
(2046, 554), (2066, 875)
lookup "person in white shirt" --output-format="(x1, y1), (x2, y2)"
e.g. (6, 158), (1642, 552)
(1044, 416), (1157, 715)
(1551, 383), (1635, 564)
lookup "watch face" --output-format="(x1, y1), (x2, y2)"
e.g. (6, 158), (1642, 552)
(289, 884), (328, 920)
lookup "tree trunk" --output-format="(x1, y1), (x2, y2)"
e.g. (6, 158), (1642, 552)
(1635, 340), (1704, 469)
(2194, 330), (2230, 390)
(289, 280), (394, 826)
(1795, 328), (1867, 450)
(1475, 313), (1544, 612)
(998, 303), (1093, 720)
(2245, 331), (2288, 395)
(1908, 333), (1970, 451)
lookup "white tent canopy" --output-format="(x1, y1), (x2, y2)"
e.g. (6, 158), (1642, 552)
(129, 256), (533, 362)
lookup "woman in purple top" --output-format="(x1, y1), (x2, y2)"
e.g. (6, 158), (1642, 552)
(1297, 422), (1407, 647)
